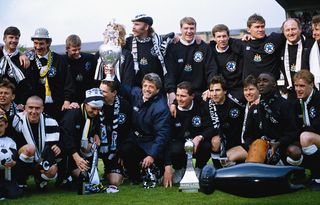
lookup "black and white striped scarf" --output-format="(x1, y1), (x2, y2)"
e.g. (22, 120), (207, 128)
(131, 32), (172, 75)
(99, 95), (120, 160)
(0, 48), (25, 83)
(12, 112), (59, 162)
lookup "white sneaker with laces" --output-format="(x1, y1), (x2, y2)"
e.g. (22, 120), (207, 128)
(106, 185), (119, 193)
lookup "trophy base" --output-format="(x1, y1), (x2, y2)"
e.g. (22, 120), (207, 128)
(179, 170), (200, 192)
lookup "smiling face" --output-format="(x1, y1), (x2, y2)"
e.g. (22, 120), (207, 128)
(176, 88), (194, 109)
(181, 23), (196, 43)
(3, 34), (19, 53)
(243, 84), (259, 104)
(25, 97), (44, 124)
(33, 39), (50, 56)
(67, 45), (81, 59)
(312, 23), (320, 42)
(209, 83), (226, 104)
(283, 19), (301, 44)
(142, 80), (159, 102)
(0, 87), (15, 108)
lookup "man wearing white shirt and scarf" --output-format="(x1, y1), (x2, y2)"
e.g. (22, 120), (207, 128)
(60, 88), (102, 182)
(309, 15), (320, 90)
(12, 95), (61, 190)
(294, 70), (320, 191)
(280, 18), (309, 99)
(0, 26), (33, 105)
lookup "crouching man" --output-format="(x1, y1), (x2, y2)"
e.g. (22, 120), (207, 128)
(12, 95), (61, 191)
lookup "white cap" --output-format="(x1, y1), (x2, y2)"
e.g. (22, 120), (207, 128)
(31, 28), (51, 40)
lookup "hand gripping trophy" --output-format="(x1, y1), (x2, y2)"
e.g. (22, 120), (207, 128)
(179, 139), (200, 192)
(95, 20), (122, 81)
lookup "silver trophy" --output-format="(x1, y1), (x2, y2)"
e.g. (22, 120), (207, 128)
(97, 21), (122, 81)
(179, 139), (199, 192)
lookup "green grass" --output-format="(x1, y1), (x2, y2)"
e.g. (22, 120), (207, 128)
(2, 160), (320, 205)
(2, 183), (320, 205)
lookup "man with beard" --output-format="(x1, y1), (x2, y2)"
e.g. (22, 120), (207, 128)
(28, 28), (75, 121)
(124, 14), (174, 88)
(243, 73), (298, 165)
(165, 17), (217, 103)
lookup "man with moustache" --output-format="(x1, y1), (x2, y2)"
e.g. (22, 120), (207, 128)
(124, 14), (174, 88)
(27, 28), (75, 121)
(165, 17), (217, 104)
(280, 18), (309, 99)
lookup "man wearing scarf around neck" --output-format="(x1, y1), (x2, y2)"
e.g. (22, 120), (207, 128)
(293, 70), (320, 191)
(27, 28), (75, 121)
(280, 18), (310, 99)
(165, 17), (217, 104)
(98, 80), (131, 193)
(11, 95), (61, 191)
(124, 14), (174, 89)
(119, 73), (171, 187)
(60, 88), (102, 185)
(0, 27), (33, 106)
(308, 15), (320, 90)
(243, 73), (299, 166)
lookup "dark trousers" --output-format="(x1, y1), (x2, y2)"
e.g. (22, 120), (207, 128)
(169, 139), (211, 170)
(119, 140), (163, 181)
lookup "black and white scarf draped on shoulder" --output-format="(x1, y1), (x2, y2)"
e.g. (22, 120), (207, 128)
(12, 112), (59, 162)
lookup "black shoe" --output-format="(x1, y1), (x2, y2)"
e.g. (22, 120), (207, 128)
(309, 179), (320, 191)
(35, 175), (48, 192)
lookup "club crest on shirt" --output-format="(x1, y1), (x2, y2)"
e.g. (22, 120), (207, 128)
(229, 108), (240, 119)
(309, 107), (316, 118)
(192, 116), (201, 127)
(184, 64), (192, 72)
(85, 62), (92, 71)
(246, 46), (251, 51)
(193, 51), (203, 62)
(139, 57), (148, 65)
(75, 74), (83, 82)
(178, 58), (184, 63)
(48, 66), (56, 77)
(175, 122), (182, 127)
(290, 64), (296, 72)
(254, 54), (262, 62)
(226, 61), (237, 72)
(264, 42), (275, 54)
(118, 113), (126, 124)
